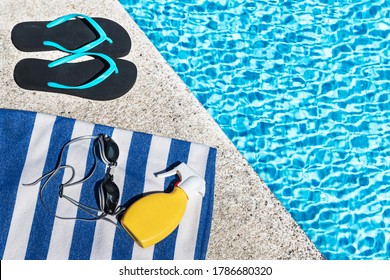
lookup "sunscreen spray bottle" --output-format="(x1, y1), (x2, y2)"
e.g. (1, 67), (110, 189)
(120, 162), (205, 248)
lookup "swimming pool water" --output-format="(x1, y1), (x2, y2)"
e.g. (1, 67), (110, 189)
(120, 0), (390, 259)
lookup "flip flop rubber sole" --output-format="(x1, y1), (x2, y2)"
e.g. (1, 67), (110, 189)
(11, 18), (131, 57)
(14, 58), (137, 101)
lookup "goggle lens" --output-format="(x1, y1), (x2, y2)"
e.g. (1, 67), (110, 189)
(104, 137), (119, 164)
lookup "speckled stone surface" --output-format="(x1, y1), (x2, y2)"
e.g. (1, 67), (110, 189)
(0, 0), (323, 259)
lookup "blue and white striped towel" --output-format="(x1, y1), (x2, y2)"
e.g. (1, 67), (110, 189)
(0, 108), (216, 260)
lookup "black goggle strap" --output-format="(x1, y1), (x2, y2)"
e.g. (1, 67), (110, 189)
(23, 165), (73, 188)
(60, 135), (101, 187)
(25, 135), (100, 188)
(32, 164), (102, 220)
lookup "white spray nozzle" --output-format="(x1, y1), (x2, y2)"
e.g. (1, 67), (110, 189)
(156, 162), (206, 197)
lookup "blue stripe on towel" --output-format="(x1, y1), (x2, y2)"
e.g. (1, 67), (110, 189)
(153, 139), (191, 260)
(0, 110), (36, 258)
(25, 117), (76, 259)
(195, 147), (217, 260)
(112, 132), (153, 260)
(69, 125), (114, 259)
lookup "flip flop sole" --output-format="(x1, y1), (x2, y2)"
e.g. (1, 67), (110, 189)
(11, 18), (131, 57)
(14, 58), (137, 101)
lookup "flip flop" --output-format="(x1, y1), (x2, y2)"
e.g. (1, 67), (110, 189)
(14, 52), (137, 101)
(11, 14), (131, 57)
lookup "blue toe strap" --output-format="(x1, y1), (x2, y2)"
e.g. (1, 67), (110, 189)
(43, 13), (113, 53)
(47, 52), (119, 90)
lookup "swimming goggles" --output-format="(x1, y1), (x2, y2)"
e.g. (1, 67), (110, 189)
(24, 134), (122, 225)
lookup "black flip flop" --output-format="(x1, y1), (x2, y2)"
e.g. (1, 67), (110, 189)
(11, 14), (131, 57)
(14, 52), (137, 101)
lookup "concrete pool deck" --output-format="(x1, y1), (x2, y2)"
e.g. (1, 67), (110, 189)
(0, 0), (323, 259)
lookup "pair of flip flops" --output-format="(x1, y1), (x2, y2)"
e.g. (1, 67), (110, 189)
(12, 14), (137, 101)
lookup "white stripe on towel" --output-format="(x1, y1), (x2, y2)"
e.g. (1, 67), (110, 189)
(131, 135), (172, 260)
(46, 120), (95, 260)
(174, 144), (209, 260)
(89, 129), (133, 260)
(2, 113), (56, 260)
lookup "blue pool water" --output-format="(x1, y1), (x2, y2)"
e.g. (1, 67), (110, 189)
(119, 0), (390, 259)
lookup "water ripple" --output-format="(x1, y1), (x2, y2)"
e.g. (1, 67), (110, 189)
(121, 0), (390, 259)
